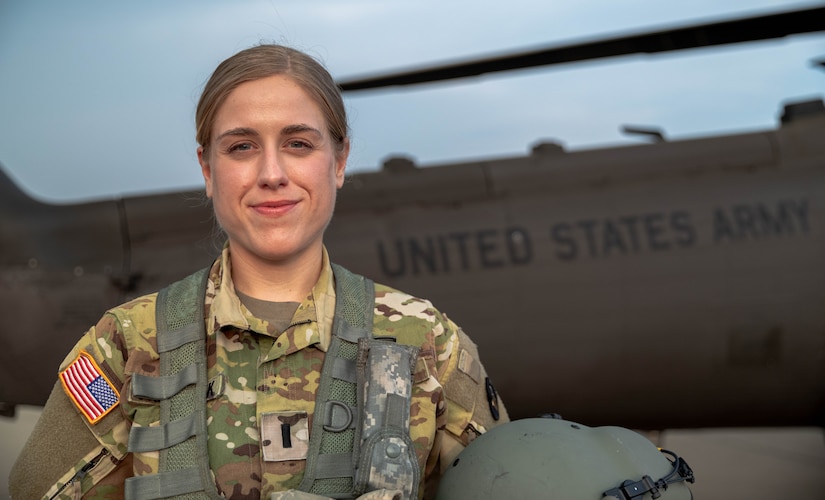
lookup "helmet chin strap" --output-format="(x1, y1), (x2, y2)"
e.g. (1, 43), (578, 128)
(602, 449), (695, 500)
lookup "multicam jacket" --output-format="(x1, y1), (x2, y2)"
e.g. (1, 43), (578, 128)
(10, 246), (507, 500)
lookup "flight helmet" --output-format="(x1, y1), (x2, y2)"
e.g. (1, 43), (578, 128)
(435, 417), (694, 499)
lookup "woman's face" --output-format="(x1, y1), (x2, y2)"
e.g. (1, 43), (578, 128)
(198, 74), (348, 267)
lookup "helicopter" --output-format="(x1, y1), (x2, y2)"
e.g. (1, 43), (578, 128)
(1, 4), (824, 432)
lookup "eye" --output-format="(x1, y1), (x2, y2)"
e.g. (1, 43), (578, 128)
(286, 140), (312, 150)
(227, 142), (254, 153)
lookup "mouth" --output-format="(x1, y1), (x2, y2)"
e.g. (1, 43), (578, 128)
(251, 199), (299, 216)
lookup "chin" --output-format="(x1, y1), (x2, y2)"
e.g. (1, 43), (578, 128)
(255, 240), (320, 264)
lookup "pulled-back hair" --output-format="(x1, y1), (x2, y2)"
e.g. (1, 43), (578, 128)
(196, 44), (348, 158)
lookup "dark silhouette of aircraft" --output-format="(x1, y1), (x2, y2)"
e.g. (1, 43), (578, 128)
(1, 5), (823, 429)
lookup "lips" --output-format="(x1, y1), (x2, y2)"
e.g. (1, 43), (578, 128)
(251, 199), (299, 216)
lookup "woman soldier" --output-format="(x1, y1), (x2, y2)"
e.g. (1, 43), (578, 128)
(10, 44), (507, 500)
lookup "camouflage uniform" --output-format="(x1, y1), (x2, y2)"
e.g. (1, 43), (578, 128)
(10, 246), (507, 499)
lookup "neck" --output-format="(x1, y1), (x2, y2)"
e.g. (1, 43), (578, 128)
(229, 244), (323, 302)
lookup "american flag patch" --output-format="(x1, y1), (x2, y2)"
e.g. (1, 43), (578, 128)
(59, 350), (120, 424)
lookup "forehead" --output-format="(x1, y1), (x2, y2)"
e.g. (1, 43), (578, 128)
(214, 74), (326, 130)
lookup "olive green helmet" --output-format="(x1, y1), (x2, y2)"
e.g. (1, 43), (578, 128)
(436, 418), (694, 499)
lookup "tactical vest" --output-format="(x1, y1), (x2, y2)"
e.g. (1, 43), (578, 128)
(124, 264), (420, 499)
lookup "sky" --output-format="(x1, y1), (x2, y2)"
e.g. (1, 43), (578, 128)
(0, 0), (823, 203)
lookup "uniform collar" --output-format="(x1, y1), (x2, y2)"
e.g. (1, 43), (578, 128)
(207, 244), (336, 351)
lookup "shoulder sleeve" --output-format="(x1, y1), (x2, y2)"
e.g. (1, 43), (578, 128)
(9, 310), (134, 499)
(436, 321), (509, 471)
(370, 284), (509, 490)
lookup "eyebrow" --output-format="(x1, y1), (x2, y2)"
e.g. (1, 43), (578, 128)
(215, 124), (324, 142)
(215, 127), (258, 142)
(282, 123), (323, 138)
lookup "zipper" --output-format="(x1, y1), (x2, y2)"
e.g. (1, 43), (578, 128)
(49, 448), (110, 500)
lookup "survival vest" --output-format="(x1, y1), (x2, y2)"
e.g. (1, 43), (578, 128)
(124, 264), (420, 499)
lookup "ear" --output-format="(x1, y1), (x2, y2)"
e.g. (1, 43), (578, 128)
(197, 146), (213, 198)
(334, 139), (350, 189)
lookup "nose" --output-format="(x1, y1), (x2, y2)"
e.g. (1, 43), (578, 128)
(258, 149), (288, 189)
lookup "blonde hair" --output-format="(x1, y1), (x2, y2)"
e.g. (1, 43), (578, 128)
(196, 44), (348, 158)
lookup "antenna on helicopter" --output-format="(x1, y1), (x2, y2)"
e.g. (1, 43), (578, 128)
(621, 125), (667, 142)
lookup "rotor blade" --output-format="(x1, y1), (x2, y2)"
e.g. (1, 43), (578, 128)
(338, 5), (825, 92)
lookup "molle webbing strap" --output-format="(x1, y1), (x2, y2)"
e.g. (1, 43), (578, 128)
(124, 268), (221, 500)
(298, 264), (375, 498)
(130, 364), (198, 402)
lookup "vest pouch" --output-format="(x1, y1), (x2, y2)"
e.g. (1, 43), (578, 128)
(356, 423), (419, 499)
(354, 339), (420, 500)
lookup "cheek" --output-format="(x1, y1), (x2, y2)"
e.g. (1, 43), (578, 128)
(210, 168), (242, 197)
(326, 174), (342, 202)
(207, 173), (238, 217)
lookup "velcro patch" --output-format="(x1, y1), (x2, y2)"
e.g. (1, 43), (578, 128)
(458, 348), (480, 383)
(261, 411), (309, 462)
(206, 373), (225, 401)
(60, 350), (120, 424)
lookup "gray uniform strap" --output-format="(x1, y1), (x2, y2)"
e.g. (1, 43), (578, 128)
(299, 264), (375, 498)
(124, 268), (221, 500)
(354, 340), (420, 499)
